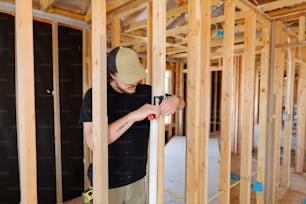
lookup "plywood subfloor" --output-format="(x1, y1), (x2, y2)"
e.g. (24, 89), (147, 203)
(278, 171), (306, 204)
(230, 154), (306, 204)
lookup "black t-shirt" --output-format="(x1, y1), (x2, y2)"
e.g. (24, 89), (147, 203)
(79, 84), (151, 188)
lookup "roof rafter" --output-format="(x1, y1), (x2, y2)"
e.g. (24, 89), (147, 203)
(257, 0), (306, 12)
(40, 0), (57, 11)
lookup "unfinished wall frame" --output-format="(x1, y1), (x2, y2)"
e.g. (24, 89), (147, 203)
(3, 0), (306, 203)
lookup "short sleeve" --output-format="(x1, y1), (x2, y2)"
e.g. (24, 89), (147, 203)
(79, 88), (92, 123)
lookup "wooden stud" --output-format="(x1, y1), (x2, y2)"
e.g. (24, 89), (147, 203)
(15, 0), (38, 203)
(198, 0), (211, 202)
(52, 22), (63, 204)
(233, 55), (241, 154)
(212, 71), (219, 132)
(219, 0), (235, 203)
(282, 46), (296, 189)
(186, 0), (211, 203)
(298, 15), (305, 45)
(151, 0), (166, 203)
(296, 15), (306, 173)
(256, 20), (270, 204)
(253, 64), (260, 126)
(82, 28), (92, 96)
(264, 20), (277, 204)
(146, 1), (152, 85)
(175, 60), (184, 135)
(145, 3), (152, 200)
(295, 51), (306, 173)
(239, 11), (257, 204)
(91, 0), (108, 203)
(112, 16), (121, 48)
(271, 21), (286, 203)
(82, 28), (92, 190)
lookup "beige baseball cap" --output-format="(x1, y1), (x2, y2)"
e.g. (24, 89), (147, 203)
(107, 46), (147, 84)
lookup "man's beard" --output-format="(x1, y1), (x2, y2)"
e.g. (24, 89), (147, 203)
(117, 85), (137, 95)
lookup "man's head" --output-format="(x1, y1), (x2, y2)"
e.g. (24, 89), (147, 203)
(107, 46), (147, 94)
(107, 46), (146, 83)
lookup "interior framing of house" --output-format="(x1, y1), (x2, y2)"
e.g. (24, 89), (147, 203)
(0, 0), (305, 203)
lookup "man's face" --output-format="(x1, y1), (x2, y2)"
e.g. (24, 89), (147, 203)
(110, 73), (138, 94)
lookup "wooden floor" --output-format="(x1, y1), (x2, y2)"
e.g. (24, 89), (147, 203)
(278, 171), (306, 204)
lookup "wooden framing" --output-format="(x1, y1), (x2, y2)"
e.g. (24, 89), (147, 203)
(15, 0), (38, 203)
(239, 10), (256, 204)
(0, 1), (89, 28)
(186, 0), (211, 203)
(296, 50), (306, 173)
(256, 19), (270, 204)
(264, 20), (277, 204)
(52, 22), (63, 204)
(111, 16), (121, 48)
(281, 40), (296, 190)
(271, 21), (286, 203)
(3, 0), (306, 204)
(219, 0), (235, 203)
(146, 0), (152, 85)
(233, 55), (241, 155)
(175, 60), (185, 136)
(151, 0), (166, 203)
(296, 16), (306, 173)
(82, 27), (92, 190)
(91, 0), (108, 203)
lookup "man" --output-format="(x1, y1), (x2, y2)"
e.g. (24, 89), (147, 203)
(79, 46), (185, 204)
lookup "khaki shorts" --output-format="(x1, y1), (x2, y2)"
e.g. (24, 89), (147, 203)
(109, 178), (146, 204)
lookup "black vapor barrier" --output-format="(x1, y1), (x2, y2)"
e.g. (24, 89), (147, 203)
(0, 13), (83, 203)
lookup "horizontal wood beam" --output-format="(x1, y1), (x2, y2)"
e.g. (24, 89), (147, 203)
(236, 0), (271, 21)
(106, 0), (147, 21)
(39, 0), (56, 11)
(124, 5), (188, 33)
(48, 7), (84, 21)
(275, 40), (306, 48)
(258, 0), (306, 12)
(272, 11), (306, 22)
(0, 1), (88, 28)
(266, 3), (306, 18)
(106, 0), (135, 13)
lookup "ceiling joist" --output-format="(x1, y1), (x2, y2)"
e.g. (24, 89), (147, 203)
(257, 0), (306, 12)
(40, 0), (57, 11)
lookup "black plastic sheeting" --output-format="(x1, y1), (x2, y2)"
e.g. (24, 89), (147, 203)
(0, 13), (19, 204)
(34, 20), (56, 204)
(58, 26), (84, 202)
(0, 13), (84, 203)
